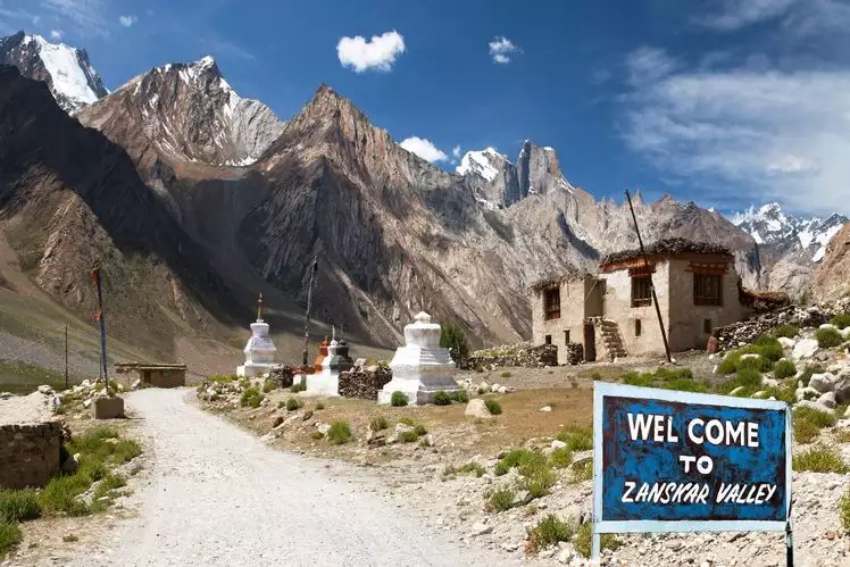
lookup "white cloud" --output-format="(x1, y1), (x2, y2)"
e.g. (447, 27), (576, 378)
(41, 0), (108, 37)
(337, 30), (405, 73)
(488, 36), (520, 64)
(698, 0), (796, 31)
(400, 136), (448, 163)
(623, 54), (850, 214)
(625, 47), (679, 86)
(49, 29), (63, 40)
(119, 14), (137, 28)
(452, 145), (461, 159)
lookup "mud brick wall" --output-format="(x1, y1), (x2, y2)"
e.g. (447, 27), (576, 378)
(0, 421), (63, 489)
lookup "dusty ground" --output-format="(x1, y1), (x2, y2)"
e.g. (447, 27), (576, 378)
(199, 358), (850, 566)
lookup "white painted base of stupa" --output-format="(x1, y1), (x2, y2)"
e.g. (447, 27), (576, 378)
(236, 362), (278, 379)
(377, 377), (462, 405)
(305, 369), (341, 397)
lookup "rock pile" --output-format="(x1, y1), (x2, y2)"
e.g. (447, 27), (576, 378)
(468, 342), (558, 370)
(338, 363), (392, 400)
(714, 299), (850, 350)
(566, 343), (584, 365)
(268, 365), (295, 388)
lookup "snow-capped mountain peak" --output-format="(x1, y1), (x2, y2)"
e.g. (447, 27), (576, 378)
(0, 31), (107, 112)
(456, 147), (506, 182)
(730, 201), (848, 261)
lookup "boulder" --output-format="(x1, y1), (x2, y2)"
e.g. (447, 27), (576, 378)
(792, 339), (819, 360)
(835, 377), (850, 405)
(818, 391), (837, 409)
(809, 373), (837, 393)
(778, 337), (796, 349)
(796, 386), (821, 402)
(795, 400), (834, 415)
(465, 399), (493, 419)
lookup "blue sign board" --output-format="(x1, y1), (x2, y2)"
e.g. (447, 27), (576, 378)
(593, 382), (791, 535)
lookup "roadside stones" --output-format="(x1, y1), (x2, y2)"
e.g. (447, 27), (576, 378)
(792, 339), (820, 361)
(465, 399), (493, 419)
(539, 405), (553, 412)
(809, 373), (837, 393)
(796, 399), (834, 415)
(818, 391), (837, 409)
(378, 312), (462, 405)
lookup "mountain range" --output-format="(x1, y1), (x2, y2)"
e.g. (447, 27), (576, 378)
(0, 31), (847, 368)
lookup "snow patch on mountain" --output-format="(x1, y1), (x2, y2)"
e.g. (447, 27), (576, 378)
(730, 202), (848, 262)
(456, 147), (505, 182)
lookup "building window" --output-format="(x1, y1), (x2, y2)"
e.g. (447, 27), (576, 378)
(564, 330), (570, 344)
(545, 334), (552, 345)
(694, 274), (722, 306)
(631, 276), (652, 307)
(704, 319), (712, 334)
(543, 287), (561, 320)
(635, 319), (642, 337)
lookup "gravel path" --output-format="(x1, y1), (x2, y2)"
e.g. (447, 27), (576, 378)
(81, 388), (512, 567)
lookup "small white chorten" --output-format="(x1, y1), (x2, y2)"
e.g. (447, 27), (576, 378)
(305, 327), (353, 396)
(236, 293), (278, 378)
(378, 312), (461, 405)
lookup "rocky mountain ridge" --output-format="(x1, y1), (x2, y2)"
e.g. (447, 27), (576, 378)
(0, 31), (107, 112)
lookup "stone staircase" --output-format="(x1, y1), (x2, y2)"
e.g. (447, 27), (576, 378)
(597, 319), (627, 361)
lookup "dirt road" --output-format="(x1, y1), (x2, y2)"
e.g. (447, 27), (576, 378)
(80, 388), (513, 567)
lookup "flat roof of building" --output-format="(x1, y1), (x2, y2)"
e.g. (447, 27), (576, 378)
(600, 238), (732, 267)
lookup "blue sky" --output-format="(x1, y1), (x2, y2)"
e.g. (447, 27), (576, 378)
(2, 0), (850, 215)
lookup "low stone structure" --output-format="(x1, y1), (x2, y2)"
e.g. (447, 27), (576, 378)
(378, 312), (462, 405)
(713, 303), (843, 351)
(116, 363), (186, 388)
(468, 342), (558, 370)
(0, 390), (63, 489)
(338, 364), (392, 400)
(268, 365), (295, 388)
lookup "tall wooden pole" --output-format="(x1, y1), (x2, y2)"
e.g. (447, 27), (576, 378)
(91, 268), (111, 395)
(625, 190), (672, 363)
(64, 324), (68, 389)
(301, 258), (319, 368)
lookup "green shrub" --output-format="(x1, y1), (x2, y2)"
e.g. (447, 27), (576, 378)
(326, 421), (353, 445)
(793, 445), (849, 473)
(573, 522), (622, 558)
(208, 374), (237, 383)
(440, 321), (469, 367)
(494, 449), (539, 476)
(413, 424), (427, 436)
(456, 462), (485, 477)
(836, 429), (850, 444)
(762, 379), (797, 405)
(398, 417), (415, 426)
(521, 463), (557, 498)
(830, 313), (850, 330)
(285, 397), (303, 412)
(816, 327), (844, 349)
(0, 490), (41, 522)
(556, 426), (593, 451)
(500, 371), (512, 378)
(452, 390), (469, 403)
(526, 515), (575, 553)
(794, 418), (820, 444)
(720, 367), (763, 395)
(315, 402), (325, 410)
(369, 416), (389, 432)
(774, 359), (797, 380)
(737, 354), (772, 372)
(290, 381), (307, 393)
(549, 447), (573, 469)
(0, 521), (21, 557)
(771, 324), (800, 339)
(262, 379), (276, 393)
(717, 351), (742, 374)
(754, 336), (785, 362)
(798, 365), (824, 387)
(623, 371), (654, 387)
(840, 486), (850, 534)
(484, 399), (502, 415)
(487, 488), (515, 512)
(390, 391), (408, 407)
(398, 430), (419, 443)
(433, 391), (452, 406)
(310, 431), (324, 440)
(240, 387), (263, 408)
(795, 406), (837, 429)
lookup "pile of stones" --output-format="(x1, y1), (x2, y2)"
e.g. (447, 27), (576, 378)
(267, 365), (295, 388)
(338, 360), (392, 400)
(468, 342), (558, 370)
(565, 343), (584, 365)
(713, 300), (850, 351)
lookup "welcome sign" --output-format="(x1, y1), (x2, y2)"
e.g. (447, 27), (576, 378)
(593, 382), (792, 535)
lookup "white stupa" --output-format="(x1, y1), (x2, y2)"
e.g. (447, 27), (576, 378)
(237, 294), (278, 378)
(378, 312), (461, 405)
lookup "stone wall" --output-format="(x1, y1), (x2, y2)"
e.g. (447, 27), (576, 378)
(468, 342), (558, 369)
(268, 365), (295, 388)
(0, 421), (63, 489)
(338, 366), (392, 400)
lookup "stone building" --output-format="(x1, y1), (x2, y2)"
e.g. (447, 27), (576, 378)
(115, 363), (186, 388)
(531, 239), (753, 363)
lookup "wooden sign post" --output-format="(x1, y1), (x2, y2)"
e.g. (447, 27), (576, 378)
(592, 382), (792, 564)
